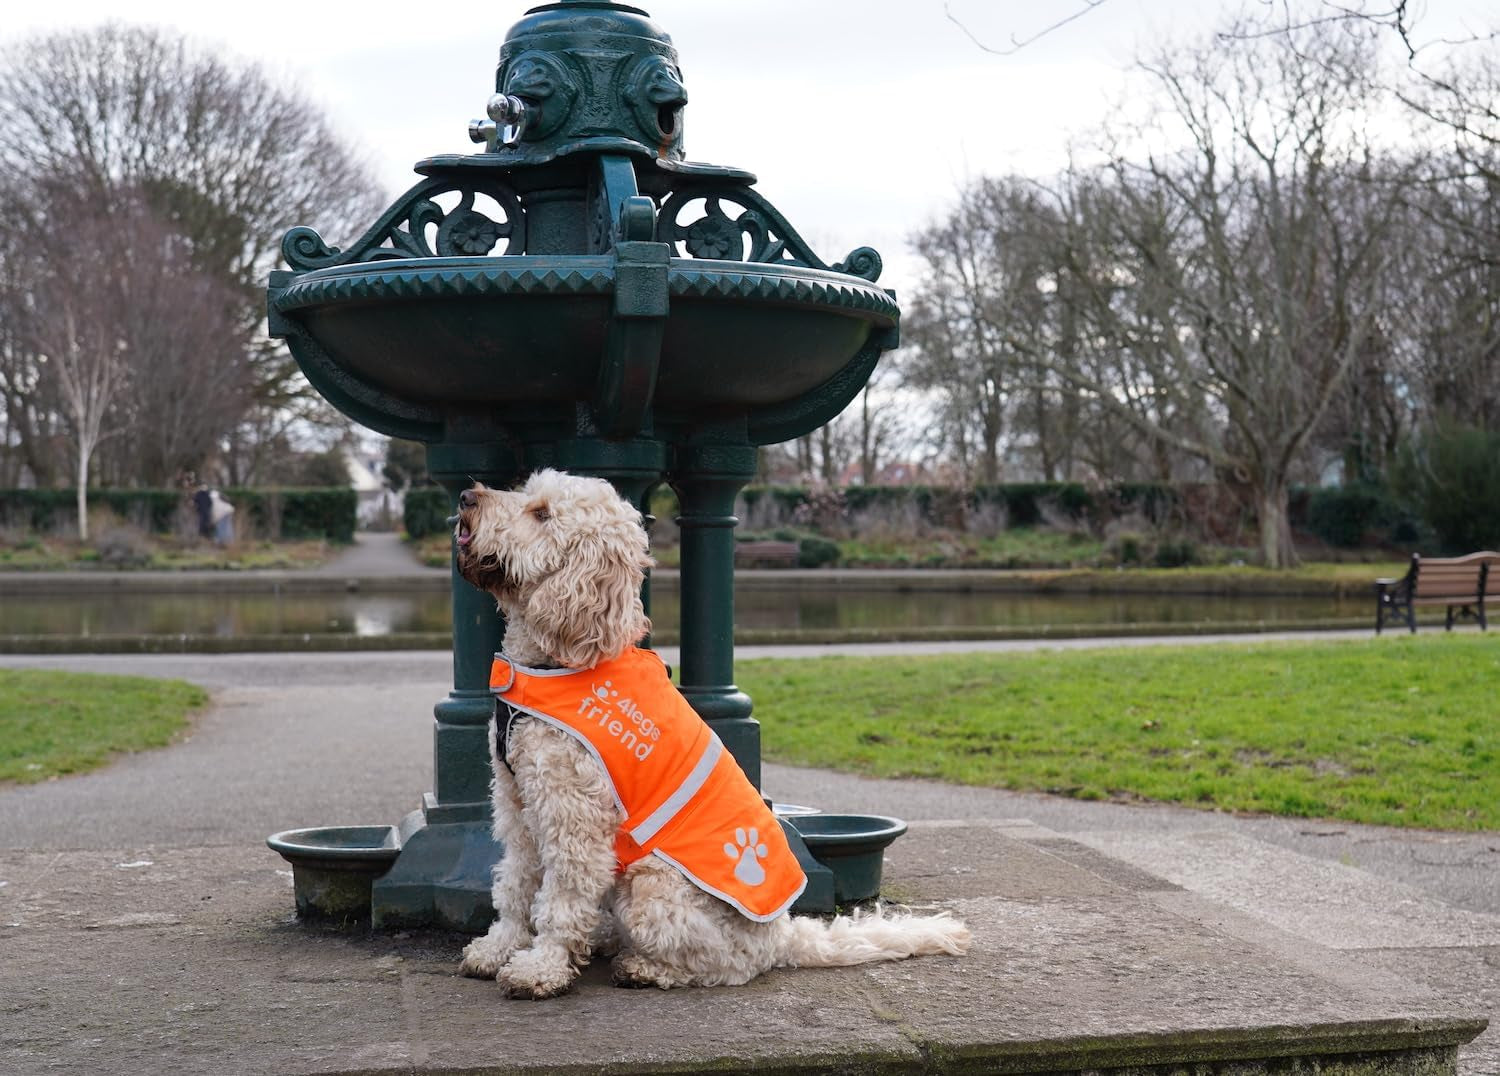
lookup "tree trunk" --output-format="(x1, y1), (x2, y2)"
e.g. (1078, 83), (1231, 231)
(980, 407), (1002, 484)
(859, 386), (876, 486)
(818, 426), (838, 485)
(1033, 387), (1056, 481)
(75, 442), (91, 542)
(1255, 482), (1298, 568)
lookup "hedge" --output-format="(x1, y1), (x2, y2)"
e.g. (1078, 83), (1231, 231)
(0, 488), (182, 533)
(1391, 422), (1500, 554)
(382, 479), (1420, 549)
(0, 487), (356, 542)
(740, 482), (1177, 530)
(1303, 484), (1387, 548)
(234, 489), (357, 543)
(404, 487), (452, 539)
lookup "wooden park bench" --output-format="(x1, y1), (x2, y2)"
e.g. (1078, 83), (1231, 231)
(733, 540), (800, 569)
(1373, 551), (1496, 633)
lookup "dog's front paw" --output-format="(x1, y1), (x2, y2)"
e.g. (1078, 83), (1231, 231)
(460, 921), (531, 979)
(459, 938), (507, 979)
(498, 945), (578, 1000)
(610, 950), (674, 990)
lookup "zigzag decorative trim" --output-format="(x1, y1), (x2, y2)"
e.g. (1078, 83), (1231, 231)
(271, 260), (897, 322)
(272, 263), (615, 314)
(669, 267), (898, 321)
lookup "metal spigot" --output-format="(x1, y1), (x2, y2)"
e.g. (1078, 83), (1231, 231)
(468, 94), (529, 152)
(491, 93), (528, 145)
(467, 117), (497, 150)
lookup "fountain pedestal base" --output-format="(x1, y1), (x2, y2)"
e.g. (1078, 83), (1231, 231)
(371, 798), (502, 933)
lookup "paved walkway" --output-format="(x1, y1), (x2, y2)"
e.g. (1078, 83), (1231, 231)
(308, 530), (439, 576)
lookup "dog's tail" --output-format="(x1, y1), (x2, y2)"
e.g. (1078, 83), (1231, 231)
(776, 906), (971, 968)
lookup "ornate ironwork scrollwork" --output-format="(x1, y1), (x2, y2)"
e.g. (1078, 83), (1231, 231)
(281, 177), (527, 270)
(657, 185), (882, 282)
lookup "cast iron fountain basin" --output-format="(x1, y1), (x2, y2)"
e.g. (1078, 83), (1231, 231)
(270, 255), (898, 413)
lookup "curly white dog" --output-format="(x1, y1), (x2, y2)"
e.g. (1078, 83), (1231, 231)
(454, 468), (969, 999)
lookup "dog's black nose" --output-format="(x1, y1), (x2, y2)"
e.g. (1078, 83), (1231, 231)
(459, 489), (477, 509)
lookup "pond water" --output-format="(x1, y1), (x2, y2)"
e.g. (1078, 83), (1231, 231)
(0, 584), (1367, 641)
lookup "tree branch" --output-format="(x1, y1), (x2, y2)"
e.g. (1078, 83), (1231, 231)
(944, 0), (1112, 57)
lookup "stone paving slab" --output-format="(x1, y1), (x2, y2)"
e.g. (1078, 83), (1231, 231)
(1072, 831), (1500, 950)
(0, 827), (1484, 1076)
(1068, 829), (1500, 1073)
(1355, 948), (1500, 1076)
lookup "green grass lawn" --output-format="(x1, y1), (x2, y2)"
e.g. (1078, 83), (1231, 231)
(740, 634), (1500, 831)
(0, 669), (208, 783)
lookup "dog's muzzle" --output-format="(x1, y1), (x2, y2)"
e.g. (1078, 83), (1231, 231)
(456, 532), (513, 593)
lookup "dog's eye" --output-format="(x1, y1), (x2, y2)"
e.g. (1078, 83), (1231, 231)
(530, 504), (551, 523)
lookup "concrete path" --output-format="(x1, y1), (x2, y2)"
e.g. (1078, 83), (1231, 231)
(1, 643), (1494, 1074)
(309, 530), (439, 576)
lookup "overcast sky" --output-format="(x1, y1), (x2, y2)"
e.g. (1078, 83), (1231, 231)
(4, 1), (1494, 298)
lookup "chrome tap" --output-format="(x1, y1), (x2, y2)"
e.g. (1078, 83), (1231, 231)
(469, 93), (529, 152)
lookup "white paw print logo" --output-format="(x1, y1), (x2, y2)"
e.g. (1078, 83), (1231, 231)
(593, 680), (619, 701)
(725, 827), (768, 886)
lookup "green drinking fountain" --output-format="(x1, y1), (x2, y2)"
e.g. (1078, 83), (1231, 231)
(266, 0), (901, 929)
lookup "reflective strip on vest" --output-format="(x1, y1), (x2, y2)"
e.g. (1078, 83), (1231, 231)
(629, 733), (722, 847)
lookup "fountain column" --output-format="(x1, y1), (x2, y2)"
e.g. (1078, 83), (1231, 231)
(669, 441), (760, 786)
(370, 440), (516, 931)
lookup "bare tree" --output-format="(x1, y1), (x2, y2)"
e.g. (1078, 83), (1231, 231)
(944, 0), (1112, 57)
(13, 186), (143, 537)
(923, 2), (1495, 557)
(1237, 7), (1500, 481)
(904, 178), (1062, 483)
(0, 24), (383, 490)
(854, 366), (911, 485)
(904, 169), (1205, 487)
(789, 420), (852, 486)
(1054, 24), (1406, 564)
(1402, 175), (1500, 426)
(109, 241), (253, 488)
(0, 208), (65, 488)
(949, 0), (1489, 66)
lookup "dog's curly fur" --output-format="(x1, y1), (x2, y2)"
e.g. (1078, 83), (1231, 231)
(454, 469), (970, 998)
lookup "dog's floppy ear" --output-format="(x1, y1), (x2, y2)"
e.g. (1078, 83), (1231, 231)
(524, 524), (652, 668)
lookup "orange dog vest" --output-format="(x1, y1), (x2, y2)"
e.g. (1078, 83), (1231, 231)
(490, 646), (806, 922)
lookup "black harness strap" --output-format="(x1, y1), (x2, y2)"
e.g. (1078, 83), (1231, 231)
(489, 654), (561, 777)
(492, 702), (523, 776)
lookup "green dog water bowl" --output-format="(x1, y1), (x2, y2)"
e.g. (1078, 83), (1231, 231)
(266, 825), (401, 920)
(789, 814), (907, 903)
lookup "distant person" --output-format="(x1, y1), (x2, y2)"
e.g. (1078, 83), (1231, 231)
(192, 486), (214, 540)
(209, 489), (235, 545)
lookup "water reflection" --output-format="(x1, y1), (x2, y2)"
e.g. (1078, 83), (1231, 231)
(0, 584), (1365, 639)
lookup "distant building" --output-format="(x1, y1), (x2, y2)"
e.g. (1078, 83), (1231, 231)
(345, 443), (400, 530)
